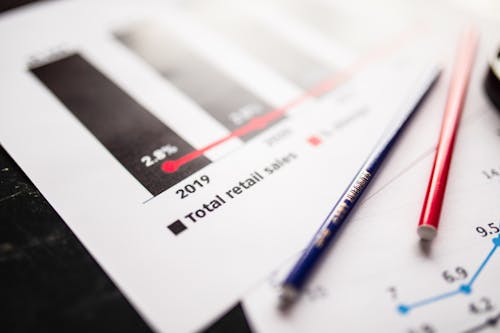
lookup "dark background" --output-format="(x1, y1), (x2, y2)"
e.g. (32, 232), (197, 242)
(0, 2), (150, 332)
(0, 1), (250, 332)
(1, 0), (41, 12)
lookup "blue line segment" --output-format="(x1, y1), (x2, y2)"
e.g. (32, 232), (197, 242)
(467, 242), (498, 287)
(396, 235), (500, 315)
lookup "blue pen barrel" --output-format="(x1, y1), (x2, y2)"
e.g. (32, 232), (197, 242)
(283, 170), (368, 291)
(280, 65), (441, 305)
(283, 211), (346, 290)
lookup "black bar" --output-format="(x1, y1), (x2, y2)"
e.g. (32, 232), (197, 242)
(31, 54), (211, 196)
(116, 24), (279, 140)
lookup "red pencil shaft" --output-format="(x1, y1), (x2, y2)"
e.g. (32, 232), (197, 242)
(418, 28), (478, 230)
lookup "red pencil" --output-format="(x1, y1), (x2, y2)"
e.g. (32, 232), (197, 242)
(417, 28), (479, 240)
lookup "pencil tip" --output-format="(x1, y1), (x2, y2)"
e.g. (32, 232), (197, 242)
(278, 285), (298, 310)
(418, 225), (437, 241)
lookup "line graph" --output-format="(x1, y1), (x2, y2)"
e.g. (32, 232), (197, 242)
(397, 235), (500, 314)
(160, 63), (356, 173)
(160, 26), (421, 174)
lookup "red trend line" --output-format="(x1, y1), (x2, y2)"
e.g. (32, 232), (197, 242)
(161, 27), (421, 174)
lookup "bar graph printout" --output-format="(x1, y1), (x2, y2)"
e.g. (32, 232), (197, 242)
(0, 0), (498, 332)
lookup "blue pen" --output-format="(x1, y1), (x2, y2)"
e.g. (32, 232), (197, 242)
(280, 65), (441, 306)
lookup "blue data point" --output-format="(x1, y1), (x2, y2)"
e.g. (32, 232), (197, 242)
(459, 284), (472, 294)
(397, 305), (410, 314)
(493, 236), (500, 247)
